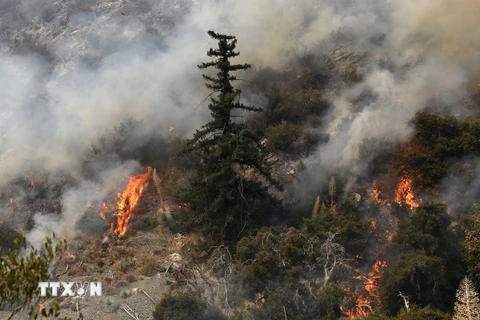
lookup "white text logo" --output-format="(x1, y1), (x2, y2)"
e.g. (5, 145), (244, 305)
(38, 282), (102, 297)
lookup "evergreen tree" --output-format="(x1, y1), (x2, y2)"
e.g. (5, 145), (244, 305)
(453, 277), (480, 320)
(181, 31), (281, 241)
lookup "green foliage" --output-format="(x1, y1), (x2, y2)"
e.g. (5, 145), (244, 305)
(111, 250), (120, 259)
(394, 147), (448, 191)
(395, 307), (451, 320)
(395, 112), (480, 192)
(120, 289), (132, 298)
(0, 233), (67, 319)
(249, 282), (344, 320)
(132, 216), (159, 231)
(232, 221), (354, 313)
(381, 203), (465, 315)
(364, 307), (450, 320)
(265, 120), (302, 151)
(118, 261), (132, 273)
(0, 223), (21, 254)
(101, 297), (120, 313)
(178, 31), (282, 242)
(305, 208), (369, 255)
(380, 252), (443, 315)
(152, 293), (226, 320)
(394, 203), (449, 256)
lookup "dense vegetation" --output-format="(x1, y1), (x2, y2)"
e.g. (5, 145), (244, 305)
(162, 31), (480, 319)
(153, 293), (226, 320)
(2, 29), (480, 320)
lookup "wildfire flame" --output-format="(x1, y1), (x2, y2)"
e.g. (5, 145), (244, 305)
(28, 180), (35, 187)
(353, 259), (388, 298)
(114, 166), (152, 237)
(372, 187), (388, 205)
(394, 177), (419, 209)
(341, 292), (372, 318)
(343, 258), (387, 318)
(99, 202), (107, 221)
(169, 126), (175, 132)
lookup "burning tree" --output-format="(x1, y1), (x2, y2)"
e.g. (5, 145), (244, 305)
(114, 166), (152, 237)
(180, 31), (281, 240)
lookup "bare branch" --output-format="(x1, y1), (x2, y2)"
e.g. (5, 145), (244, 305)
(398, 292), (410, 312)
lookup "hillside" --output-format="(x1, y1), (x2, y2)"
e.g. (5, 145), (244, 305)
(1, 1), (480, 320)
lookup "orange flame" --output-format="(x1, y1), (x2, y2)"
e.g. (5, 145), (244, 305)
(394, 177), (419, 209)
(343, 258), (387, 318)
(372, 187), (388, 205)
(341, 293), (372, 318)
(169, 126), (175, 132)
(114, 166), (152, 237)
(99, 202), (107, 221)
(28, 180), (35, 187)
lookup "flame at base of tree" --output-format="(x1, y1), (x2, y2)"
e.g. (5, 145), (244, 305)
(342, 258), (388, 318)
(114, 166), (152, 237)
(395, 177), (420, 209)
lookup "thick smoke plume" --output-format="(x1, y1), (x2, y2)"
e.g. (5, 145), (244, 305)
(0, 0), (478, 242)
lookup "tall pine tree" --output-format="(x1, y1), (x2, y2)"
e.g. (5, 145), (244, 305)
(181, 31), (281, 241)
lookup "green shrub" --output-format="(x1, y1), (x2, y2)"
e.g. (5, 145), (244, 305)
(132, 216), (159, 231)
(265, 121), (302, 151)
(0, 223), (20, 254)
(120, 289), (131, 298)
(152, 293), (226, 320)
(101, 297), (119, 313)
(111, 250), (120, 259)
(118, 262), (132, 273)
(395, 307), (450, 320)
